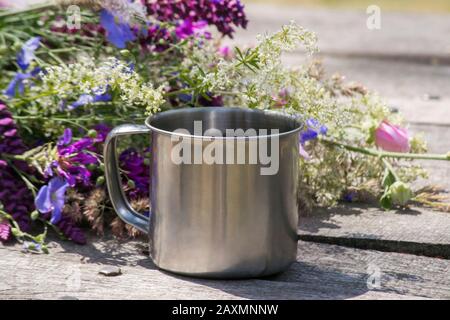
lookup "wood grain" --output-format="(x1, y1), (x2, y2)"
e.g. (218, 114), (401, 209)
(1, 238), (448, 299)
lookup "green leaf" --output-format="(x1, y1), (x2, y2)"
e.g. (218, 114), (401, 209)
(380, 192), (393, 210)
(366, 125), (376, 145)
(33, 232), (46, 244)
(382, 168), (396, 188)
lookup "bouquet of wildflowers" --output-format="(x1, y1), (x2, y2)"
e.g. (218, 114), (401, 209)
(0, 0), (449, 252)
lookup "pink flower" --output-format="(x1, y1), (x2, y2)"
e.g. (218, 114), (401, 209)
(375, 121), (410, 153)
(218, 45), (232, 58)
(299, 143), (310, 160)
(0, 220), (11, 242)
(272, 88), (289, 108)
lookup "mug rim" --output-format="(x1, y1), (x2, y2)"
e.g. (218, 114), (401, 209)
(144, 107), (302, 140)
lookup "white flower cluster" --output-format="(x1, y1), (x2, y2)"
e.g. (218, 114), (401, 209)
(256, 20), (318, 70)
(191, 21), (342, 126)
(39, 56), (165, 115)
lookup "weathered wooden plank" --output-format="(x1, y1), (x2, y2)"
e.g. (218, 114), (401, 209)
(299, 204), (450, 258)
(0, 238), (448, 299)
(234, 4), (450, 58)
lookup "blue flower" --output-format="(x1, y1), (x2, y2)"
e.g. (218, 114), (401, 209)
(3, 67), (41, 97)
(299, 118), (328, 159)
(100, 9), (136, 48)
(17, 37), (41, 71)
(68, 92), (112, 110)
(57, 128), (73, 146)
(35, 177), (69, 224)
(300, 118), (327, 143)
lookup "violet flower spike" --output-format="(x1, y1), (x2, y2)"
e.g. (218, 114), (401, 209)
(35, 177), (69, 224)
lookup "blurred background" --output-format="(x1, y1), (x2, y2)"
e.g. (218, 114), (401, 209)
(239, 0), (450, 184)
(231, 0), (450, 127)
(246, 0), (450, 13)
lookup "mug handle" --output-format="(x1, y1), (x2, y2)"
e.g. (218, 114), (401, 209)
(104, 124), (150, 234)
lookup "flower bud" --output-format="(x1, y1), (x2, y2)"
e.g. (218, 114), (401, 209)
(96, 176), (105, 186)
(119, 49), (131, 58)
(127, 179), (136, 189)
(389, 181), (413, 206)
(87, 129), (98, 138)
(375, 121), (410, 153)
(30, 210), (40, 221)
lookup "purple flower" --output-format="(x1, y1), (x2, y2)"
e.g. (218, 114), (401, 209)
(3, 67), (41, 98)
(57, 128), (72, 146)
(0, 102), (35, 232)
(54, 214), (86, 244)
(119, 148), (150, 199)
(299, 118), (327, 160)
(17, 37), (41, 71)
(35, 177), (69, 224)
(68, 92), (112, 110)
(300, 118), (327, 143)
(144, 0), (248, 38)
(46, 125), (110, 187)
(100, 9), (136, 48)
(343, 191), (356, 203)
(175, 19), (211, 39)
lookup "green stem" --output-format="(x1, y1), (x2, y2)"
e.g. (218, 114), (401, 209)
(321, 137), (450, 161)
(0, 2), (54, 19)
(381, 158), (400, 181)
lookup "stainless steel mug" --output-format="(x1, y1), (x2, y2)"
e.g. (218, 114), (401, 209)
(104, 107), (301, 278)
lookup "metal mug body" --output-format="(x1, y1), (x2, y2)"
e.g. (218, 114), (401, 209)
(104, 107), (301, 278)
